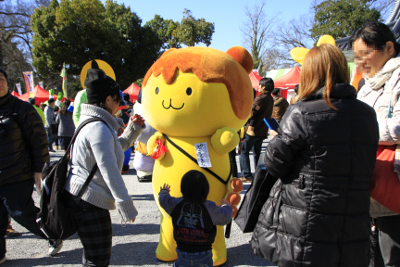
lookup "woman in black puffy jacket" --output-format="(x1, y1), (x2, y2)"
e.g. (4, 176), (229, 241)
(251, 44), (379, 267)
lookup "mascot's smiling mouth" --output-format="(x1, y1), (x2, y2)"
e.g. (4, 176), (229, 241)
(162, 99), (184, 110)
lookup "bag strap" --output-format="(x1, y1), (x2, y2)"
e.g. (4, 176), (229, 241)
(388, 90), (393, 118)
(65, 117), (104, 204)
(65, 117), (104, 154)
(6, 95), (27, 141)
(74, 163), (98, 204)
(163, 134), (230, 185)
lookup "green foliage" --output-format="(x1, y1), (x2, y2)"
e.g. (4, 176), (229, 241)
(145, 15), (180, 49)
(31, 0), (162, 89)
(178, 9), (215, 47)
(311, 0), (380, 40)
(145, 9), (215, 50)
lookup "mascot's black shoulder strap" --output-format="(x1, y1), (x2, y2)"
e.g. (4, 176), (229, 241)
(163, 133), (233, 239)
(163, 134), (231, 185)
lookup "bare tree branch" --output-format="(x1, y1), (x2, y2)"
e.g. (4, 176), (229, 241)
(241, 1), (281, 75)
(274, 14), (315, 54)
(0, 11), (29, 17)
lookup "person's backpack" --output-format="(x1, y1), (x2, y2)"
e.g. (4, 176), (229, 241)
(37, 117), (104, 240)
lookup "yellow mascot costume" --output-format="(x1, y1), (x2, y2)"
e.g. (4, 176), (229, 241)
(142, 46), (254, 266)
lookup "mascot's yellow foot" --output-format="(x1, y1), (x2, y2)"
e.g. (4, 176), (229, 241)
(156, 252), (226, 266)
(213, 256), (227, 266)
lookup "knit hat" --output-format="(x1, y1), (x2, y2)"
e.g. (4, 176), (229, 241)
(0, 67), (8, 79)
(84, 60), (119, 104)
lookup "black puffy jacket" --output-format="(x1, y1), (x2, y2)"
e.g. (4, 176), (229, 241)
(0, 92), (49, 185)
(251, 84), (379, 267)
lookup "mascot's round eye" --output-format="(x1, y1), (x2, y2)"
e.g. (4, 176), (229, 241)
(155, 87), (159, 94)
(186, 87), (192, 95)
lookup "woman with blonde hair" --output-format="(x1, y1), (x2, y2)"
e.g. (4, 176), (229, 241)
(250, 44), (379, 267)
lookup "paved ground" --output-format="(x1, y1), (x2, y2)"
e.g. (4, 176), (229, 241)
(4, 141), (276, 267)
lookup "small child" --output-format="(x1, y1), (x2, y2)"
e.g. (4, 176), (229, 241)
(158, 170), (233, 267)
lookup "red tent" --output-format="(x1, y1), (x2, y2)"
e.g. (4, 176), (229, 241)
(18, 85), (70, 106)
(273, 66), (301, 99)
(249, 71), (262, 91)
(123, 83), (141, 103)
(10, 91), (20, 97)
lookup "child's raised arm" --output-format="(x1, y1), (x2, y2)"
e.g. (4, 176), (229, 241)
(158, 184), (181, 215)
(204, 200), (233, 226)
(220, 199), (231, 206)
(160, 183), (171, 192)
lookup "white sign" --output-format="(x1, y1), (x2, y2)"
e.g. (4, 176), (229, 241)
(194, 142), (212, 168)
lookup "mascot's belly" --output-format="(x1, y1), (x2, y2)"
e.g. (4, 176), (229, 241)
(152, 135), (230, 217)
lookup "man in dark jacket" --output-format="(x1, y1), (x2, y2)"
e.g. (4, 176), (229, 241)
(239, 78), (274, 182)
(271, 88), (289, 123)
(0, 67), (62, 264)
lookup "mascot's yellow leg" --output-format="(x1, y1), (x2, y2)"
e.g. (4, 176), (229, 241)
(156, 214), (178, 262)
(212, 225), (227, 266)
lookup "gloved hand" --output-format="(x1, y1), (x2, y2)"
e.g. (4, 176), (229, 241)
(55, 92), (63, 107)
(49, 89), (54, 99)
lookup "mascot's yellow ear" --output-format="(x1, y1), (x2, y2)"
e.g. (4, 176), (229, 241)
(290, 34), (336, 65)
(317, 35), (336, 47)
(290, 47), (309, 65)
(226, 46), (253, 74)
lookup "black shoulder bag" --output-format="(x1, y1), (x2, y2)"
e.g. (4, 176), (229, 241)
(234, 154), (278, 233)
(37, 117), (104, 240)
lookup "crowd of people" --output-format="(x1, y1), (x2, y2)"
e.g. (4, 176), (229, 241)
(0, 21), (399, 267)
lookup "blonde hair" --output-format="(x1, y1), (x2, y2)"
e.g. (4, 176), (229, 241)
(297, 44), (350, 109)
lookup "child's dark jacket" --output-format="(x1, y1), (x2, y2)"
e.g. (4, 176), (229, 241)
(158, 190), (232, 252)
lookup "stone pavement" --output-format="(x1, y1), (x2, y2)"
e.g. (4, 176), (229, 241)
(4, 141), (276, 267)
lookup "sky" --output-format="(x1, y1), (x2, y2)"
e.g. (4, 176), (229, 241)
(102, 0), (314, 52)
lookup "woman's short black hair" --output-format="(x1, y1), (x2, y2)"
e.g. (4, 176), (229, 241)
(259, 78), (274, 93)
(350, 21), (400, 55)
(272, 88), (281, 96)
(60, 99), (71, 115)
(294, 84), (299, 94)
(92, 91), (121, 114)
(180, 170), (209, 204)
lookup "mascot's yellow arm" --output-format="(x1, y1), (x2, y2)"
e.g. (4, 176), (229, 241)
(211, 127), (239, 155)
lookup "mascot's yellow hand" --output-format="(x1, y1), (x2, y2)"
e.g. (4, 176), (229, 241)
(147, 132), (166, 160)
(211, 127), (239, 155)
(224, 178), (243, 218)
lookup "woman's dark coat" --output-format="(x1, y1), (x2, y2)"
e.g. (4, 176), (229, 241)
(251, 83), (379, 267)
